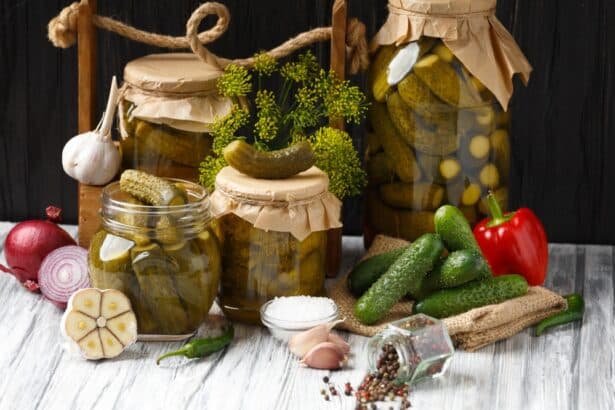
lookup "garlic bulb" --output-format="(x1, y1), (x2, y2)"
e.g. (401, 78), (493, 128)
(62, 77), (121, 186)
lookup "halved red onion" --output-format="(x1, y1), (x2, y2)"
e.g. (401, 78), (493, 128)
(38, 246), (90, 309)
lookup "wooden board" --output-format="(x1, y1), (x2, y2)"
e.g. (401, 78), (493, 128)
(1, 227), (613, 410)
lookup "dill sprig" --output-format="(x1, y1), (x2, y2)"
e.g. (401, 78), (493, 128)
(254, 90), (281, 142)
(253, 51), (278, 77)
(310, 127), (366, 199)
(217, 65), (252, 98)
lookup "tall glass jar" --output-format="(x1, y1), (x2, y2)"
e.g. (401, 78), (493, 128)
(210, 166), (342, 325)
(364, 0), (531, 245)
(88, 179), (221, 339)
(118, 53), (233, 181)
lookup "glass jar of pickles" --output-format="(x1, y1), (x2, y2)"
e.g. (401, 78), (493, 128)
(118, 53), (233, 181)
(88, 179), (221, 339)
(210, 166), (342, 324)
(364, 0), (532, 245)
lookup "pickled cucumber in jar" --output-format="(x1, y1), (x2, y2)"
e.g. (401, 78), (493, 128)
(218, 214), (327, 325)
(89, 173), (220, 336)
(365, 38), (511, 244)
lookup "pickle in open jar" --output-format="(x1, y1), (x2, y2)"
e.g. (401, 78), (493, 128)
(131, 243), (189, 334)
(368, 45), (397, 102)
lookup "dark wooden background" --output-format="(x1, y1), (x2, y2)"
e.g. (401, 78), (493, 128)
(1, 0), (614, 243)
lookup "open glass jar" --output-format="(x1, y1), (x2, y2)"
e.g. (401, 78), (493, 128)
(364, 0), (531, 245)
(118, 53), (233, 181)
(210, 166), (342, 325)
(88, 179), (221, 339)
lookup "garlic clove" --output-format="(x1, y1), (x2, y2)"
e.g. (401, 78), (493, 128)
(288, 319), (344, 358)
(327, 332), (351, 355)
(299, 341), (346, 370)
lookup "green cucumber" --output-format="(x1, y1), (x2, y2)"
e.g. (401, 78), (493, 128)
(413, 274), (529, 318)
(413, 249), (489, 300)
(434, 204), (492, 279)
(347, 247), (408, 298)
(434, 205), (481, 252)
(354, 234), (444, 325)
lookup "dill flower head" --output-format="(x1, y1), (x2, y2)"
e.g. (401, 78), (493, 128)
(310, 127), (366, 199)
(316, 70), (368, 124)
(254, 90), (281, 142)
(217, 64), (252, 97)
(211, 105), (250, 154)
(281, 51), (319, 83)
(199, 155), (228, 191)
(253, 51), (278, 77)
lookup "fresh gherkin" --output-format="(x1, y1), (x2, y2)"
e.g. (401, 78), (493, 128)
(120, 169), (188, 206)
(368, 103), (421, 183)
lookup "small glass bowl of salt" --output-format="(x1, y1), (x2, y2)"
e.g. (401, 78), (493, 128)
(260, 296), (339, 342)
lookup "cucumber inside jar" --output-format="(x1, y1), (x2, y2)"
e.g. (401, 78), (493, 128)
(365, 38), (511, 242)
(218, 214), (327, 325)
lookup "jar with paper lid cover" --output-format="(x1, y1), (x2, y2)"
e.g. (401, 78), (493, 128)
(210, 166), (342, 325)
(118, 53), (233, 181)
(364, 0), (532, 246)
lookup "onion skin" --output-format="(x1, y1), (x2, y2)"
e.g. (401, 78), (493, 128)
(0, 206), (75, 290)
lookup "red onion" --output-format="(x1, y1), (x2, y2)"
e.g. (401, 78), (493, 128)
(38, 245), (90, 309)
(0, 206), (76, 292)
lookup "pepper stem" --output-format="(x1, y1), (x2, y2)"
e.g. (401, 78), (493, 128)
(156, 347), (190, 365)
(485, 191), (513, 227)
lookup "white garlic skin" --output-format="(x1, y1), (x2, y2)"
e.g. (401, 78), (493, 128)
(62, 131), (121, 186)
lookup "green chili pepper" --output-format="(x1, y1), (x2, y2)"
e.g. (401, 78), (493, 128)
(535, 294), (584, 336)
(156, 325), (234, 364)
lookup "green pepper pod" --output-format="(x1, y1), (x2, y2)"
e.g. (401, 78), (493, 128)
(156, 324), (234, 364)
(535, 294), (584, 336)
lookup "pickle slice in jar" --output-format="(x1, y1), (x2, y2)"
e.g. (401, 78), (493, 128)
(461, 182), (482, 206)
(478, 163), (500, 189)
(369, 102), (421, 183)
(439, 157), (462, 183)
(131, 243), (189, 335)
(489, 129), (511, 184)
(368, 45), (397, 102)
(379, 182), (444, 211)
(460, 133), (490, 170)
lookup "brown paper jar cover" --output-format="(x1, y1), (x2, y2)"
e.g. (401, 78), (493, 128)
(119, 53), (233, 134)
(372, 0), (532, 109)
(210, 166), (342, 241)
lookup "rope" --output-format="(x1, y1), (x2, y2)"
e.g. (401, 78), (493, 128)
(48, 1), (369, 74)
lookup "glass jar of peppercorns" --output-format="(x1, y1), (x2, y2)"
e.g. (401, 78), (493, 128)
(367, 314), (454, 386)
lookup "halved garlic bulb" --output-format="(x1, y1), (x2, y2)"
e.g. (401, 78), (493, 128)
(61, 288), (137, 360)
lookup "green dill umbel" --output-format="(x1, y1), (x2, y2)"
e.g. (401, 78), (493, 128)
(199, 51), (367, 200)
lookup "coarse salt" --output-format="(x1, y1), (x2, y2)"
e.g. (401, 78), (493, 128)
(264, 296), (337, 324)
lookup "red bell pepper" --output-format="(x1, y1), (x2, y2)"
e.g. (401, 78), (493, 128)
(473, 193), (548, 286)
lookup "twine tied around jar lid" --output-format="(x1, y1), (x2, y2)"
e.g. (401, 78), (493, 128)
(372, 0), (532, 109)
(48, 1), (369, 74)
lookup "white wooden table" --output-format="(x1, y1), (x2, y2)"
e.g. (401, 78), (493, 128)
(0, 222), (613, 410)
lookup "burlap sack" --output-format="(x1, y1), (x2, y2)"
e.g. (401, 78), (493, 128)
(328, 235), (567, 351)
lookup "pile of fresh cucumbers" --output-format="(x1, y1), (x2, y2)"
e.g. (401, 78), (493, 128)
(351, 205), (529, 324)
